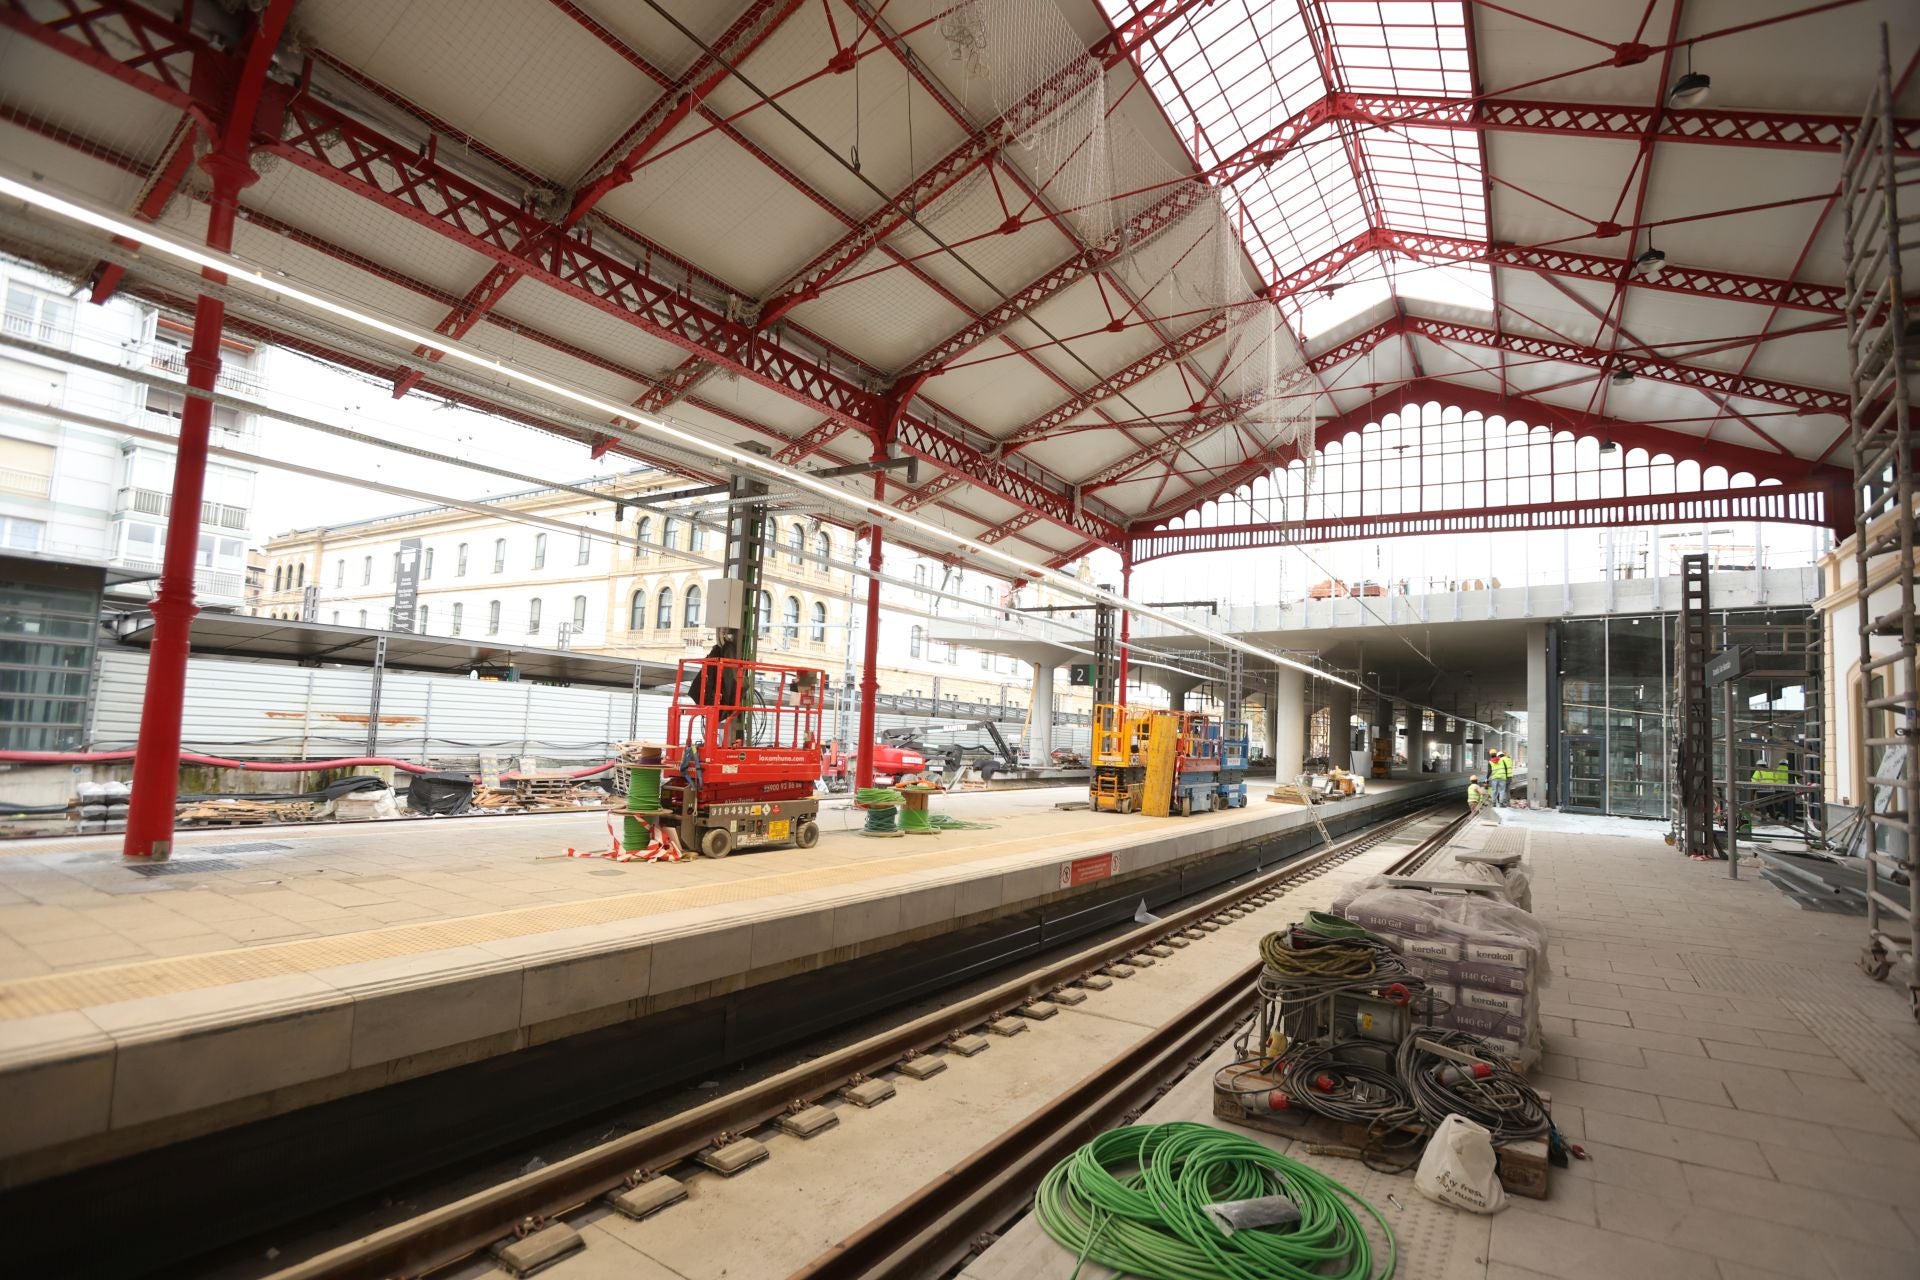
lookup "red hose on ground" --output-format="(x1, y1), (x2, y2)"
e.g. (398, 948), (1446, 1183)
(0, 751), (616, 779)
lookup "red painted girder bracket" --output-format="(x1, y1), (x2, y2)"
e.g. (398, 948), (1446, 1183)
(1003, 310), (1399, 453)
(1209, 91), (1919, 188)
(774, 419), (851, 465)
(893, 473), (964, 513)
(1269, 227), (1847, 315)
(979, 511), (1042, 545)
(905, 181), (1213, 374)
(891, 415), (1122, 543)
(1405, 316), (1845, 415)
(756, 0), (1213, 328)
(1130, 484), (1839, 562)
(1130, 375), (1846, 531)
(390, 0), (806, 395)
(0, 0), (197, 108)
(90, 117), (201, 303)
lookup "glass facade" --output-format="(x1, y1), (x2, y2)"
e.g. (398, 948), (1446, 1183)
(0, 561), (100, 750)
(1556, 608), (1812, 818)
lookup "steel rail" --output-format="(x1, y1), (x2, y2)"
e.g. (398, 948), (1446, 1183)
(789, 801), (1480, 1278)
(266, 799), (1456, 1280)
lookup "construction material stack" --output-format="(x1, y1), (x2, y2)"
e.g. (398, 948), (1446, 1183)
(1331, 865), (1547, 1070)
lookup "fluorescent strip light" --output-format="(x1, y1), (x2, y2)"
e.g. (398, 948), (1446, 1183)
(0, 170), (1356, 689)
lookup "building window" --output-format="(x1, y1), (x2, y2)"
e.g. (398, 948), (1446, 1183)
(635, 517), (652, 556)
(493, 538), (506, 572)
(816, 530), (831, 565)
(788, 523), (804, 565)
(423, 548), (433, 579)
(533, 533), (547, 569)
(630, 589), (646, 630)
(810, 600), (827, 643)
(331, 610), (339, 624)
(451, 602), (463, 636)
(980, 649), (990, 670)
(572, 595), (587, 631)
(576, 529), (591, 565)
(358, 609), (368, 628)
(457, 543), (468, 576)
(417, 605), (428, 634)
(273, 566), (282, 592)
(362, 555), (372, 585)
(528, 598), (542, 633)
(336, 558), (344, 587)
(684, 584), (703, 628)
(783, 595), (800, 644)
(910, 625), (923, 658)
(3, 282), (74, 346)
(0, 515), (45, 551)
(662, 516), (680, 551)
(488, 600), (501, 634)
(296, 563), (305, 588)
(656, 586), (674, 629)
(756, 590), (772, 636)
(689, 521), (706, 553)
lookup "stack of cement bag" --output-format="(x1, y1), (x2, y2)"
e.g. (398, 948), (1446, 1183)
(1331, 881), (1546, 1069)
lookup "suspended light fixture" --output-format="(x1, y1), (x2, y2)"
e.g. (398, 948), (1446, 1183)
(1633, 243), (1667, 280)
(1668, 43), (1710, 107)
(1599, 438), (1620, 453)
(1611, 367), (1637, 387)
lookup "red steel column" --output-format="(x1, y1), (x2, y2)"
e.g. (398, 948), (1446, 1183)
(123, 1), (291, 859)
(853, 464), (886, 791)
(1117, 554), (1132, 710)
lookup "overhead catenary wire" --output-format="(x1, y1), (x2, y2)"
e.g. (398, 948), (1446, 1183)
(0, 176), (1358, 690)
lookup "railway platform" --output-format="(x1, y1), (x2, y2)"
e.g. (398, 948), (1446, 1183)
(0, 776), (1459, 1187)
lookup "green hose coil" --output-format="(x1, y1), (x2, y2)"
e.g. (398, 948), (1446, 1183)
(622, 764), (662, 853)
(1034, 1122), (1395, 1280)
(857, 786), (903, 836)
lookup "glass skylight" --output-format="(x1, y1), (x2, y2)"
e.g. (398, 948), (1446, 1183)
(1108, 0), (1491, 339)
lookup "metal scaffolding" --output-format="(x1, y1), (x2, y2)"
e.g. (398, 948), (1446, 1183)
(1841, 29), (1919, 1016)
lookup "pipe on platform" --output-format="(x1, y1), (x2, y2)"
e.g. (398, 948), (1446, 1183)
(121, 0), (295, 860)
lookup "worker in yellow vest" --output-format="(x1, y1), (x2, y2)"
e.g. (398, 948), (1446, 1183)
(1749, 758), (1793, 822)
(1467, 776), (1488, 816)
(1488, 749), (1515, 807)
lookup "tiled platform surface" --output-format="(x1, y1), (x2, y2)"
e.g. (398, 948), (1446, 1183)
(0, 777), (1452, 1183)
(968, 809), (1920, 1280)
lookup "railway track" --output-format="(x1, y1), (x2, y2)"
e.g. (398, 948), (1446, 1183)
(264, 800), (1469, 1280)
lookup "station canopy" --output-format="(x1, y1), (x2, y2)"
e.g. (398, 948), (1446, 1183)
(0, 0), (1912, 568)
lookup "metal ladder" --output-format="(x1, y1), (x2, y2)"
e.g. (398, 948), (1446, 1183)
(1841, 27), (1919, 1016)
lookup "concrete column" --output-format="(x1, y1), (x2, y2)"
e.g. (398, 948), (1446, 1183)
(1263, 686), (1280, 763)
(1028, 661), (1055, 763)
(1526, 621), (1551, 807)
(1274, 666), (1305, 782)
(1405, 718), (1427, 775)
(1326, 682), (1354, 771)
(1453, 718), (1472, 774)
(1169, 688), (1186, 711)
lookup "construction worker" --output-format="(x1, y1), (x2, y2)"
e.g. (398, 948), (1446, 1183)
(1488, 749), (1514, 807)
(1467, 776), (1488, 816)
(1749, 757), (1793, 822)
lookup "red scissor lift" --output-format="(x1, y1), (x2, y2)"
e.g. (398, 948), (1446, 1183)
(641, 656), (826, 859)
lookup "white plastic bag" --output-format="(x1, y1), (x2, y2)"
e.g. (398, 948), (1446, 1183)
(1413, 1114), (1507, 1214)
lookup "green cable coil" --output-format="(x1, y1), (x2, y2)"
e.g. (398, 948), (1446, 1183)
(856, 786), (903, 835)
(1034, 1123), (1395, 1280)
(899, 804), (934, 833)
(622, 764), (662, 853)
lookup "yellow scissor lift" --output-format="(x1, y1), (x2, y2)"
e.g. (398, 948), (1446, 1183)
(1092, 705), (1212, 817)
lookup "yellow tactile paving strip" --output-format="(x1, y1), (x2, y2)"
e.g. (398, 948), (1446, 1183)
(0, 810), (1226, 1022)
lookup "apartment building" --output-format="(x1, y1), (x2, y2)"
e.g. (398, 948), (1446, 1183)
(0, 260), (261, 608)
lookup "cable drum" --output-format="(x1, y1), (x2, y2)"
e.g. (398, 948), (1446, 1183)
(1034, 1122), (1396, 1280)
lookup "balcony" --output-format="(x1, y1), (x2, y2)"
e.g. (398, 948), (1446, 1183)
(1, 309), (71, 348)
(113, 557), (246, 602)
(115, 487), (249, 531)
(0, 466), (52, 499)
(147, 346), (263, 397)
